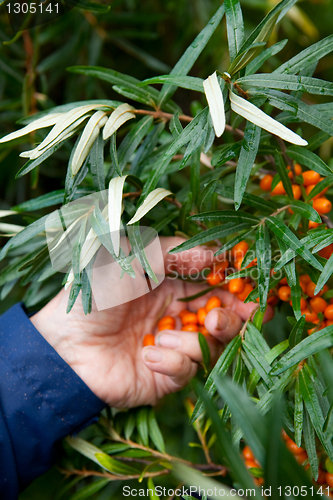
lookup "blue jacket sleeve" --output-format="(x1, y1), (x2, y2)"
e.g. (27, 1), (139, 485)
(0, 303), (106, 499)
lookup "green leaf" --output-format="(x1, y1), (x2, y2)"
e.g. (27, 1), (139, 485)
(147, 478), (160, 500)
(238, 73), (333, 96)
(112, 85), (156, 106)
(245, 39), (288, 76)
(271, 324), (333, 375)
(211, 142), (242, 167)
(12, 189), (89, 212)
(214, 182), (276, 213)
(314, 252), (333, 295)
(89, 131), (105, 193)
(289, 316), (305, 348)
(177, 286), (215, 303)
(234, 121), (261, 210)
(81, 265), (92, 315)
(158, 5), (225, 107)
(118, 116), (154, 172)
(214, 229), (254, 257)
(68, 479), (109, 500)
(140, 75), (204, 93)
(259, 89), (333, 137)
(243, 274), (281, 303)
(305, 176), (333, 202)
(127, 224), (158, 283)
(289, 200), (321, 223)
(168, 223), (248, 253)
(265, 216), (323, 271)
(274, 150), (293, 198)
(95, 453), (139, 475)
(192, 379), (257, 491)
(256, 225), (271, 311)
(303, 409), (318, 480)
(190, 335), (241, 423)
(243, 340), (273, 386)
(198, 332), (211, 376)
(189, 210), (260, 224)
(15, 139), (68, 178)
(137, 407), (149, 447)
(285, 146), (333, 177)
(225, 0), (244, 62)
(294, 375), (303, 448)
(275, 34), (333, 75)
(148, 408), (165, 454)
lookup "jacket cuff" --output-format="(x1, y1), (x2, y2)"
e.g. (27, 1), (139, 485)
(0, 302), (105, 487)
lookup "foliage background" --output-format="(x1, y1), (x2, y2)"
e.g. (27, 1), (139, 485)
(1, 0), (333, 498)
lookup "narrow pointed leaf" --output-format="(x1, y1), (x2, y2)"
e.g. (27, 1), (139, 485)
(256, 225), (271, 311)
(128, 188), (172, 225)
(203, 72), (225, 137)
(285, 146), (333, 176)
(314, 252), (333, 295)
(102, 103), (135, 140)
(225, 0), (244, 62)
(108, 175), (127, 256)
(0, 113), (62, 143)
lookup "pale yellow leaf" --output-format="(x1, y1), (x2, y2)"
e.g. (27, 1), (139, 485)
(128, 188), (172, 225)
(103, 103), (136, 140)
(203, 72), (225, 138)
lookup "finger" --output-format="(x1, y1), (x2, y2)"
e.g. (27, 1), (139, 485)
(231, 297), (274, 323)
(155, 329), (223, 364)
(204, 307), (242, 343)
(142, 346), (197, 388)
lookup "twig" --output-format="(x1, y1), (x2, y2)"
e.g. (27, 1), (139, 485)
(321, 214), (333, 229)
(240, 304), (260, 340)
(57, 467), (170, 481)
(275, 136), (295, 176)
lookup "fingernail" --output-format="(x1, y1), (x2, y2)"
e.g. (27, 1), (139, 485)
(144, 347), (164, 363)
(156, 333), (180, 349)
(216, 310), (230, 331)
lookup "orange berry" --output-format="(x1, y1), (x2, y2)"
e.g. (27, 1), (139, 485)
(300, 274), (311, 284)
(205, 296), (222, 313)
(268, 295), (279, 306)
(229, 278), (245, 294)
(243, 446), (255, 460)
(310, 297), (327, 313)
(206, 271), (222, 286)
(200, 326), (209, 335)
(181, 312), (198, 325)
(294, 163), (302, 175)
(143, 334), (155, 347)
(246, 259), (257, 268)
(282, 429), (289, 441)
(279, 277), (288, 285)
(302, 170), (320, 186)
(197, 307), (207, 326)
(254, 478), (265, 487)
(287, 169), (293, 179)
(319, 244), (333, 260)
(303, 309), (318, 322)
(179, 309), (188, 319)
(181, 324), (198, 332)
(278, 285), (291, 301)
(260, 174), (273, 191)
(236, 283), (254, 302)
(294, 451), (308, 465)
(313, 197), (332, 214)
(292, 184), (301, 200)
(157, 316), (176, 331)
(245, 459), (259, 469)
(324, 304), (333, 320)
(286, 439), (305, 455)
(317, 468), (327, 484)
(306, 282), (319, 298)
(308, 220), (320, 229)
(234, 258), (243, 270)
(214, 260), (229, 272)
(232, 241), (249, 260)
(326, 473), (333, 488)
(305, 184), (328, 200)
(326, 319), (333, 326)
(271, 180), (286, 196)
(300, 297), (307, 311)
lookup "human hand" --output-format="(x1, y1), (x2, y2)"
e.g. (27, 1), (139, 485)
(31, 237), (273, 408)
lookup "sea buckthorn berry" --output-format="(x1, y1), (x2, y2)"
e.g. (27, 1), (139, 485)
(326, 473), (333, 488)
(327, 319), (333, 326)
(245, 459), (259, 469)
(181, 312), (198, 325)
(313, 197), (332, 214)
(214, 260), (229, 272)
(229, 278), (245, 294)
(300, 274), (311, 284)
(303, 309), (318, 323)
(278, 285), (291, 302)
(306, 282), (320, 298)
(310, 297), (327, 313)
(236, 283), (254, 302)
(268, 295), (279, 306)
(205, 296), (222, 313)
(289, 297), (307, 310)
(234, 258), (243, 270)
(294, 163), (302, 175)
(206, 271), (222, 286)
(319, 244), (333, 260)
(200, 326), (209, 335)
(317, 468), (327, 484)
(287, 168), (293, 179)
(246, 258), (257, 268)
(305, 184), (328, 200)
(243, 446), (255, 460)
(181, 324), (198, 332)
(179, 309), (188, 319)
(308, 220), (320, 229)
(232, 241), (249, 260)
(271, 181), (286, 196)
(197, 307), (207, 326)
(279, 277), (288, 285)
(292, 184), (301, 200)
(301, 170), (320, 186)
(324, 305), (333, 320)
(260, 174), (273, 191)
(286, 439), (305, 455)
(294, 451), (308, 465)
(143, 334), (155, 347)
(282, 430), (289, 441)
(158, 316), (176, 331)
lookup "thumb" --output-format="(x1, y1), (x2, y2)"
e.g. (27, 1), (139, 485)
(204, 307), (242, 343)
